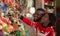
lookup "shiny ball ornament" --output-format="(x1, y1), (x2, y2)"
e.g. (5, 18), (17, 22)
(30, 7), (35, 14)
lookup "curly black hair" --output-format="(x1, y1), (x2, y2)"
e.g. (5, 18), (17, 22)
(48, 13), (56, 26)
(36, 8), (45, 13)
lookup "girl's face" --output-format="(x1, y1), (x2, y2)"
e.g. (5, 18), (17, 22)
(33, 11), (45, 22)
(41, 14), (50, 27)
(33, 12), (41, 21)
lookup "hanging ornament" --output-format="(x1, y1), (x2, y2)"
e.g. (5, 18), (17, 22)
(4, 0), (15, 7)
(44, 0), (50, 5)
(29, 7), (35, 14)
(8, 24), (13, 33)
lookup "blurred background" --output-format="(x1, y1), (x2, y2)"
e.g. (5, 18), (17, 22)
(56, 0), (60, 36)
(0, 0), (59, 36)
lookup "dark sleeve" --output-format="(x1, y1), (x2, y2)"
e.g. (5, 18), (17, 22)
(20, 16), (24, 20)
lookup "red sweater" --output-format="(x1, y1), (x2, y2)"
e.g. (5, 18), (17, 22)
(21, 17), (55, 36)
